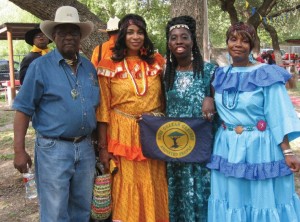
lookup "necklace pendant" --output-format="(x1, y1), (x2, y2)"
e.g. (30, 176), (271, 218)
(71, 89), (79, 100)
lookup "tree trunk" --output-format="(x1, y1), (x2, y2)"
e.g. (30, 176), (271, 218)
(263, 23), (283, 65)
(219, 0), (238, 24)
(170, 0), (205, 51)
(202, 0), (210, 61)
(8, 0), (107, 58)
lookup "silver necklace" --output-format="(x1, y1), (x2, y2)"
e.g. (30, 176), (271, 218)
(62, 65), (79, 100)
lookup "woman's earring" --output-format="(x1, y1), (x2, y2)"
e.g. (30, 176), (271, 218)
(248, 53), (257, 64)
(140, 46), (147, 56)
(170, 54), (172, 62)
(191, 52), (194, 61)
(226, 53), (232, 64)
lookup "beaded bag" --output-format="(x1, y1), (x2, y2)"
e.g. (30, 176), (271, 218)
(91, 162), (112, 220)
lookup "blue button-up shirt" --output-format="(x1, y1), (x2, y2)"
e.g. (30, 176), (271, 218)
(13, 49), (100, 138)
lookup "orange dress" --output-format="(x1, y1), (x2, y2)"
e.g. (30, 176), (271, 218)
(97, 54), (169, 222)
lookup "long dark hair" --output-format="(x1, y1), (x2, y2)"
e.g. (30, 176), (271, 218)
(112, 14), (155, 64)
(164, 15), (204, 91)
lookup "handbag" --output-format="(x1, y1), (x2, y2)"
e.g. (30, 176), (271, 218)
(90, 161), (112, 220)
(139, 115), (213, 163)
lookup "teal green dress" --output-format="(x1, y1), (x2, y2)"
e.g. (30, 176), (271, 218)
(165, 63), (216, 222)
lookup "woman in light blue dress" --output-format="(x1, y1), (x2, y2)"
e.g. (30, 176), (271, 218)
(207, 22), (300, 222)
(164, 16), (217, 222)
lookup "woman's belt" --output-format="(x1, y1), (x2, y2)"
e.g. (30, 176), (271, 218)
(221, 120), (267, 134)
(113, 108), (139, 119)
(113, 108), (161, 119)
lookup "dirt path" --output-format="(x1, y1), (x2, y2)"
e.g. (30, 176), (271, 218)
(0, 104), (39, 221)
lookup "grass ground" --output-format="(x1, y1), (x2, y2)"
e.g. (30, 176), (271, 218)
(0, 83), (300, 221)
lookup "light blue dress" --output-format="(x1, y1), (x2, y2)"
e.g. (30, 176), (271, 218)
(207, 63), (300, 222)
(166, 63), (216, 222)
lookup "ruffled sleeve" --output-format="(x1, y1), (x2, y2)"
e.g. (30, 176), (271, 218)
(97, 58), (119, 77)
(263, 83), (300, 144)
(213, 64), (291, 93)
(97, 53), (165, 78)
(96, 75), (111, 123)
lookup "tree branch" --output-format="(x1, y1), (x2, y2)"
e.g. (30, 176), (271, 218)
(219, 0), (239, 24)
(248, 0), (276, 29)
(268, 4), (300, 18)
(262, 22), (283, 64)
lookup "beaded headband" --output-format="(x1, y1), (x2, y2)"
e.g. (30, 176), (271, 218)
(227, 22), (255, 40)
(169, 24), (190, 32)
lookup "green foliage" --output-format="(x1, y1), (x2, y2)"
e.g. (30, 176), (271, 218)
(207, 0), (300, 48)
(0, 0), (299, 58)
(208, 1), (230, 48)
(0, 0), (41, 60)
(79, 0), (171, 54)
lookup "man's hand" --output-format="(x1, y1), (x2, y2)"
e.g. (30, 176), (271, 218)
(14, 150), (32, 173)
(13, 111), (31, 173)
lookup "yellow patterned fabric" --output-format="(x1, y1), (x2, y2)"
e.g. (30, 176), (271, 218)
(97, 54), (165, 160)
(96, 54), (169, 222)
(112, 157), (169, 222)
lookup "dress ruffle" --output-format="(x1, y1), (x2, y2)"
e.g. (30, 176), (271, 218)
(107, 110), (146, 161)
(208, 193), (300, 222)
(97, 53), (164, 78)
(213, 64), (291, 93)
(207, 155), (292, 180)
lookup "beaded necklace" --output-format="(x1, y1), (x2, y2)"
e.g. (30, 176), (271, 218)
(124, 58), (147, 96)
(222, 66), (239, 109)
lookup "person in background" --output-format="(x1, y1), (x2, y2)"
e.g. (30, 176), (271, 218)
(91, 16), (120, 67)
(262, 52), (276, 64)
(286, 64), (297, 89)
(255, 52), (265, 63)
(19, 26), (51, 84)
(13, 6), (99, 221)
(207, 21), (300, 222)
(164, 15), (217, 222)
(96, 14), (169, 222)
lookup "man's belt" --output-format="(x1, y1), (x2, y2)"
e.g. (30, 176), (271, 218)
(41, 135), (87, 143)
(59, 136), (87, 143)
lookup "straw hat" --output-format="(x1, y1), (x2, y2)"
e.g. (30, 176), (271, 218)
(99, 17), (120, 33)
(40, 6), (93, 41)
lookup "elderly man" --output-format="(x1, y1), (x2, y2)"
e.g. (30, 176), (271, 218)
(19, 26), (51, 84)
(13, 6), (99, 222)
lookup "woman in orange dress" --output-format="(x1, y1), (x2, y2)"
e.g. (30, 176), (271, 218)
(96, 14), (169, 222)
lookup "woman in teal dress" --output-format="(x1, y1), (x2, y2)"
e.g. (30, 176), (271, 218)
(207, 22), (300, 222)
(164, 16), (217, 222)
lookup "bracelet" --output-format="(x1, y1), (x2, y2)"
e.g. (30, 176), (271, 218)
(151, 112), (165, 117)
(284, 153), (295, 156)
(98, 144), (107, 150)
(282, 149), (293, 154)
